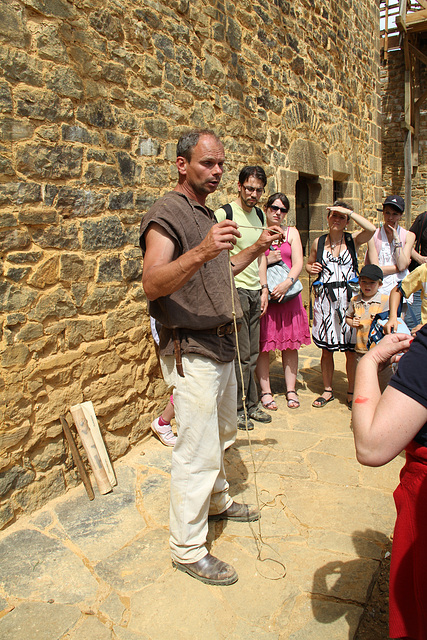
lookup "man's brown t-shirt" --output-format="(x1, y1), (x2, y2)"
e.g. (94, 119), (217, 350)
(140, 191), (242, 363)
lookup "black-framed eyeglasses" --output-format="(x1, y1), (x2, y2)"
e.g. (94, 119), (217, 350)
(269, 205), (288, 214)
(243, 185), (264, 195)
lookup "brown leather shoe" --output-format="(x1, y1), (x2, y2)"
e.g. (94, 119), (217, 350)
(208, 501), (260, 522)
(172, 553), (238, 585)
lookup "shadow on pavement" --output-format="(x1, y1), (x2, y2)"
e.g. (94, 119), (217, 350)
(311, 529), (391, 639)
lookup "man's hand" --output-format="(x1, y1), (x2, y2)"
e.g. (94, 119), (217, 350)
(256, 226), (283, 251)
(198, 219), (241, 261)
(352, 316), (360, 327)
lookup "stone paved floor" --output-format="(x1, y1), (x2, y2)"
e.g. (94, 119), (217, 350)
(0, 344), (401, 639)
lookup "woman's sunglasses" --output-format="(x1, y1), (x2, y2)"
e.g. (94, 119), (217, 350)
(269, 205), (288, 214)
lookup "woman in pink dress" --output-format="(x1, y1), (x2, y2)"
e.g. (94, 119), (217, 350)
(256, 193), (311, 409)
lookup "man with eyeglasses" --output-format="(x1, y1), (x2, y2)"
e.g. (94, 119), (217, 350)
(215, 166), (276, 430)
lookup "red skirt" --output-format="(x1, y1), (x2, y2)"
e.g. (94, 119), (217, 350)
(389, 440), (427, 639)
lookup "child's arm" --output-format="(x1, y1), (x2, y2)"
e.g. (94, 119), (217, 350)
(346, 314), (360, 328)
(345, 300), (359, 327)
(383, 285), (402, 334)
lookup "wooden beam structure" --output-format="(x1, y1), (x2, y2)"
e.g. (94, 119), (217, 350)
(381, 0), (427, 221)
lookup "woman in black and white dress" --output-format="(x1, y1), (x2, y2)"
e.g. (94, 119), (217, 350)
(306, 202), (375, 408)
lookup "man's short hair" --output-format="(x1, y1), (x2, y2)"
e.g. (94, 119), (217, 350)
(176, 129), (220, 161)
(238, 166), (267, 187)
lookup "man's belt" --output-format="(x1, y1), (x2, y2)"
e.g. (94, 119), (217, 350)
(179, 321), (240, 337)
(171, 322), (239, 378)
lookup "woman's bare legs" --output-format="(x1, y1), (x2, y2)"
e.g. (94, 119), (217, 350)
(255, 350), (278, 410)
(282, 349), (299, 408)
(312, 348), (334, 407)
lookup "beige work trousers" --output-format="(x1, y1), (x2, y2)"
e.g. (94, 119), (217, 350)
(161, 354), (237, 563)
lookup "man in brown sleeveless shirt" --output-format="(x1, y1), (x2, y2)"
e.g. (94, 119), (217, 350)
(140, 129), (281, 585)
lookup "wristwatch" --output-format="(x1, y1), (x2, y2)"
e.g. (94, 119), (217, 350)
(288, 276), (295, 283)
(261, 284), (268, 290)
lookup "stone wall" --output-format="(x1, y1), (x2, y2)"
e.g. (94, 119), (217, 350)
(381, 44), (427, 222)
(0, 0), (381, 528)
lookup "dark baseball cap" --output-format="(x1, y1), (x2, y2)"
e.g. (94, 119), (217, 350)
(359, 264), (384, 281)
(382, 195), (405, 212)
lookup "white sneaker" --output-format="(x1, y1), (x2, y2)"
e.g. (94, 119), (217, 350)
(151, 418), (177, 447)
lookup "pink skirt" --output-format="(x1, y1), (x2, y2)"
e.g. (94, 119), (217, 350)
(260, 294), (311, 352)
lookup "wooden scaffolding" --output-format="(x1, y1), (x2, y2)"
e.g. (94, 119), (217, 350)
(381, 0), (427, 222)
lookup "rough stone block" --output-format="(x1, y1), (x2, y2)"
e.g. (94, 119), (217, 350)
(81, 216), (126, 250)
(18, 209), (58, 225)
(77, 100), (116, 129)
(16, 143), (83, 179)
(27, 256), (59, 288)
(31, 223), (80, 249)
(80, 285), (126, 314)
(36, 24), (69, 63)
(116, 151), (138, 184)
(24, 0), (75, 18)
(13, 467), (66, 513)
(60, 254), (95, 281)
(0, 116), (34, 142)
(62, 124), (92, 143)
(0, 47), (44, 86)
(105, 304), (144, 337)
(0, 422), (31, 451)
(66, 318), (104, 350)
(16, 88), (73, 122)
(0, 503), (14, 529)
(16, 322), (44, 342)
(56, 187), (106, 217)
(27, 287), (76, 322)
(31, 441), (66, 472)
(0, 228), (30, 252)
(6, 251), (42, 265)
(97, 256), (122, 283)
(84, 163), (121, 187)
(137, 137), (160, 156)
(0, 282), (38, 312)
(46, 67), (84, 99)
(122, 258), (142, 282)
(100, 62), (128, 86)
(0, 81), (12, 113)
(109, 191), (134, 210)
(0, 465), (35, 497)
(0, 182), (42, 205)
(36, 123), (60, 141)
(105, 130), (132, 149)
(90, 9), (124, 41)
(0, 154), (14, 176)
(86, 148), (115, 164)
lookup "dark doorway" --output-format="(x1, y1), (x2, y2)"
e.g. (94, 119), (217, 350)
(333, 180), (344, 202)
(295, 178), (310, 256)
